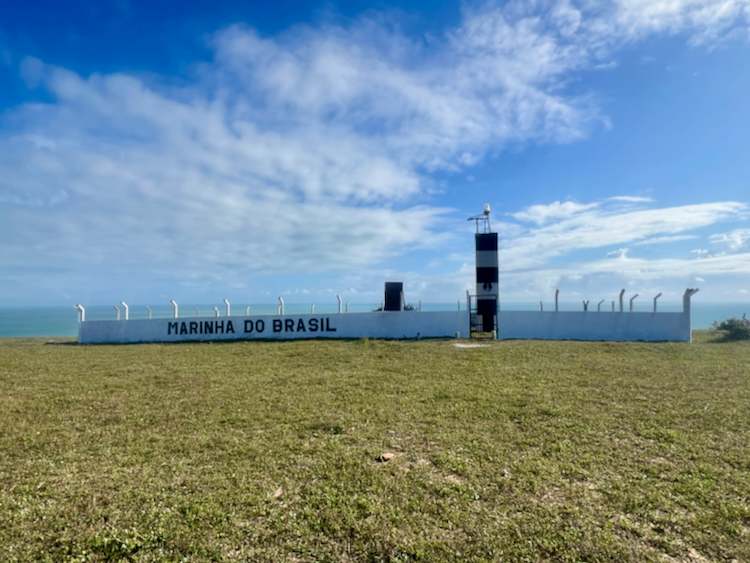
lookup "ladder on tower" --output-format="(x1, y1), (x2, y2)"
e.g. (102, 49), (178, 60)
(466, 293), (497, 337)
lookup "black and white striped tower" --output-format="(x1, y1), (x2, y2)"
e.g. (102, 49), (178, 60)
(469, 204), (498, 333)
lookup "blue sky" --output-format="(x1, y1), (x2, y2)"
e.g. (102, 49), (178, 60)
(1, 0), (749, 306)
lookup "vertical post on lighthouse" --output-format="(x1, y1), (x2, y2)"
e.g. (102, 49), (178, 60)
(469, 204), (498, 334)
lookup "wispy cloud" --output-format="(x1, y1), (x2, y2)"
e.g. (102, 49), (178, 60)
(497, 197), (749, 300)
(1, 1), (749, 303)
(634, 234), (698, 246)
(611, 0), (750, 44)
(511, 200), (601, 225)
(502, 200), (746, 270)
(1, 5), (610, 297)
(710, 228), (750, 251)
(380, 197), (748, 302)
(609, 195), (654, 203)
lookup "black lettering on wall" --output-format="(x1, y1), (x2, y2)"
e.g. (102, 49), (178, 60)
(285, 319), (295, 331)
(204, 321), (213, 334)
(325, 318), (337, 332)
(168, 322), (178, 335)
(189, 321), (198, 334)
(309, 318), (319, 332)
(227, 321), (235, 334)
(296, 319), (306, 332)
(244, 320), (253, 333)
(216, 321), (224, 334)
(179, 322), (188, 335)
(273, 319), (282, 332)
(256, 320), (265, 333)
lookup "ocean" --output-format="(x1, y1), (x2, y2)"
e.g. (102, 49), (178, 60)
(0, 302), (747, 338)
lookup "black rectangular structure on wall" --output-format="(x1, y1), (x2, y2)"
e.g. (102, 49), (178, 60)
(384, 282), (404, 312)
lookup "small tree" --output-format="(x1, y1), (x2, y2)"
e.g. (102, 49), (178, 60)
(713, 317), (750, 341)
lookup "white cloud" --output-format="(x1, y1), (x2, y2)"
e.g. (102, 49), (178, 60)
(493, 250), (750, 303)
(212, 7), (603, 169)
(401, 197), (748, 301)
(570, 252), (750, 279)
(478, 198), (748, 300)
(502, 200), (746, 270)
(611, 0), (750, 44)
(1, 8), (610, 299)
(2, 1), (750, 303)
(609, 195), (654, 203)
(607, 248), (629, 258)
(511, 200), (600, 224)
(634, 234), (698, 246)
(710, 228), (750, 250)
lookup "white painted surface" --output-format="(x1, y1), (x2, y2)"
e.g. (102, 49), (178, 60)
(79, 311), (469, 344)
(498, 311), (691, 342)
(475, 283), (498, 298)
(475, 251), (499, 267)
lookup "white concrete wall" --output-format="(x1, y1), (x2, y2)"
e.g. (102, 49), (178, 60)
(79, 311), (469, 344)
(498, 311), (690, 342)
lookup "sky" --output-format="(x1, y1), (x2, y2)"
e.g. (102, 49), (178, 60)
(1, 0), (749, 307)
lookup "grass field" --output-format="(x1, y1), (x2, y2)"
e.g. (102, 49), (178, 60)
(1, 334), (749, 561)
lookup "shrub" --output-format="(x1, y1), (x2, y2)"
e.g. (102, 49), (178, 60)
(713, 317), (750, 341)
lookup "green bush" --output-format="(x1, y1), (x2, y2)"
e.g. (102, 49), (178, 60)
(713, 317), (750, 341)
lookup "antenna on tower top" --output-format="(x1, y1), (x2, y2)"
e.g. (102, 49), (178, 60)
(468, 203), (492, 233)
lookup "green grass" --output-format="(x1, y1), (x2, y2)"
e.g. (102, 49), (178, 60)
(1, 333), (749, 561)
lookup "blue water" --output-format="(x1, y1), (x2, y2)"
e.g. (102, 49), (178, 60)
(0, 302), (747, 338)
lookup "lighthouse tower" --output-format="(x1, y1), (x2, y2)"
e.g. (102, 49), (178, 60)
(469, 204), (498, 333)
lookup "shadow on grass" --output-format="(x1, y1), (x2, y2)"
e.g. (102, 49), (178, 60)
(46, 336), (460, 347)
